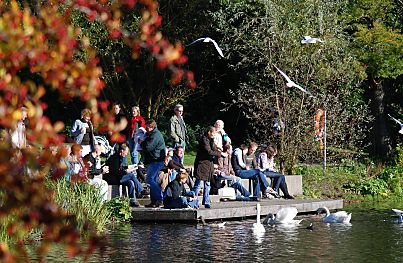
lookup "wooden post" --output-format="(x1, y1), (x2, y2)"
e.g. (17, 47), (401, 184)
(323, 110), (327, 170)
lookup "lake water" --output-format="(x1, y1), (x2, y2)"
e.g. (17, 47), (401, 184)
(40, 201), (403, 262)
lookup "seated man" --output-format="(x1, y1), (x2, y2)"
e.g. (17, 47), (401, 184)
(213, 144), (255, 201)
(172, 145), (194, 188)
(83, 144), (110, 202)
(105, 143), (147, 207)
(163, 171), (198, 209)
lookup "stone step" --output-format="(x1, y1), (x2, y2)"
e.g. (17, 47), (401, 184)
(240, 175), (302, 196)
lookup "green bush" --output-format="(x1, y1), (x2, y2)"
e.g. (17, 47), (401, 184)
(105, 197), (133, 223)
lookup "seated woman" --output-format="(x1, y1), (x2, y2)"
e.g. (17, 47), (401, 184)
(257, 146), (294, 199)
(163, 171), (198, 209)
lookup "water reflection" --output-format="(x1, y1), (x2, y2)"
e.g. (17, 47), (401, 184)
(24, 203), (403, 262)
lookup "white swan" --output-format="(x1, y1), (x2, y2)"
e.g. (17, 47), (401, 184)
(262, 207), (302, 225)
(253, 203), (266, 233)
(317, 207), (352, 224)
(392, 209), (403, 224)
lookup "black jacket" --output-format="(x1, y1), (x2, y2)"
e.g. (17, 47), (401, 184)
(104, 153), (126, 185)
(163, 179), (193, 205)
(83, 153), (102, 179)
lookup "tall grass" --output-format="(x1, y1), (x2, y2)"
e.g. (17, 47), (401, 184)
(48, 179), (111, 233)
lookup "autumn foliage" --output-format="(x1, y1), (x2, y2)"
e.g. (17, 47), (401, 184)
(0, 0), (192, 261)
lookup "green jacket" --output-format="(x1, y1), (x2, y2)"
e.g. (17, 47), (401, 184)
(141, 128), (166, 164)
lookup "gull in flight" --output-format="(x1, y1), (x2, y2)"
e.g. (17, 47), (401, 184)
(186, 37), (224, 57)
(301, 36), (323, 44)
(273, 64), (316, 98)
(388, 114), (403, 134)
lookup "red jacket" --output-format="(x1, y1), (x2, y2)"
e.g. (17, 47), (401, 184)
(130, 116), (145, 138)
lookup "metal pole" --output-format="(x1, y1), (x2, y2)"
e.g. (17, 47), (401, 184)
(323, 110), (327, 170)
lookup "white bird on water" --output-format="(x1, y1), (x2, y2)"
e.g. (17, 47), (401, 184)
(273, 64), (316, 98)
(388, 114), (403, 135)
(262, 207), (302, 225)
(317, 207), (352, 224)
(392, 209), (403, 224)
(186, 37), (224, 57)
(253, 203), (266, 233)
(301, 36), (323, 44)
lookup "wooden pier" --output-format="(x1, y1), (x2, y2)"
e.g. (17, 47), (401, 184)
(131, 199), (343, 222)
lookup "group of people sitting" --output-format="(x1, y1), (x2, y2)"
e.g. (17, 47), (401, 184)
(66, 105), (294, 210)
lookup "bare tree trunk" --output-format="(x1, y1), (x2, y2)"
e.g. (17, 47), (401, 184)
(369, 78), (391, 159)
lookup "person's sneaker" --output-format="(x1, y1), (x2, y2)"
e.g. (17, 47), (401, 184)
(139, 189), (150, 198)
(264, 193), (275, 199)
(154, 200), (163, 207)
(130, 201), (140, 207)
(204, 204), (211, 209)
(249, 196), (258, 201)
(145, 202), (156, 208)
(266, 187), (277, 195)
(283, 195), (295, 199)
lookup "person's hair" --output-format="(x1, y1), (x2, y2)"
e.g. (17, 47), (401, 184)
(71, 143), (82, 155)
(145, 119), (157, 129)
(266, 146), (278, 158)
(118, 143), (128, 153)
(176, 171), (188, 181)
(206, 126), (215, 134)
(215, 120), (224, 127)
(174, 104), (183, 111)
(175, 145), (184, 151)
(239, 144), (248, 150)
(132, 106), (140, 115)
(81, 109), (91, 119)
(223, 143), (232, 153)
(249, 142), (258, 149)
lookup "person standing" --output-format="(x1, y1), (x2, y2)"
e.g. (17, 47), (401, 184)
(71, 109), (95, 157)
(141, 119), (166, 208)
(192, 126), (224, 209)
(170, 104), (188, 161)
(112, 103), (128, 141)
(128, 106), (145, 164)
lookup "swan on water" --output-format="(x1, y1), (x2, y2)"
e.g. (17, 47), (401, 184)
(253, 203), (266, 233)
(392, 209), (403, 224)
(317, 207), (352, 224)
(262, 207), (302, 225)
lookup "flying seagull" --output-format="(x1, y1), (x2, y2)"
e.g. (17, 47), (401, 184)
(388, 114), (403, 134)
(301, 36), (323, 44)
(186, 37), (224, 57)
(273, 64), (316, 98)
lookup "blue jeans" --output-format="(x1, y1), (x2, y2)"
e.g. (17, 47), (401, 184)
(128, 137), (139, 164)
(235, 169), (270, 197)
(192, 179), (211, 206)
(216, 173), (251, 198)
(120, 173), (144, 203)
(146, 161), (165, 203)
(164, 196), (198, 209)
(263, 170), (289, 195)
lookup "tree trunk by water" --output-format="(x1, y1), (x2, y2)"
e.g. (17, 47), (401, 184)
(369, 78), (391, 159)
